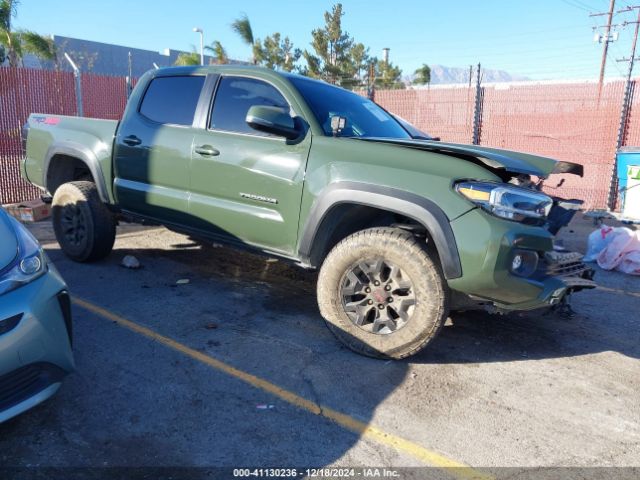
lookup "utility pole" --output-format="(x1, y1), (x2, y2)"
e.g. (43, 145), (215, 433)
(193, 27), (204, 65)
(367, 62), (376, 101)
(126, 51), (133, 98)
(591, 0), (617, 99)
(64, 52), (83, 117)
(616, 7), (640, 149)
(609, 6), (640, 209)
(472, 63), (483, 145)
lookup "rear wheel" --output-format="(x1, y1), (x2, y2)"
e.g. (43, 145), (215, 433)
(317, 227), (449, 359)
(52, 181), (116, 262)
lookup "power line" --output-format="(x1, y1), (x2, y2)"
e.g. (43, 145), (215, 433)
(560, 0), (593, 12)
(573, 0), (602, 10)
(392, 25), (589, 47)
(591, 0), (617, 96)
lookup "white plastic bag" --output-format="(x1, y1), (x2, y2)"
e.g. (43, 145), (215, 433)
(584, 225), (614, 262)
(618, 250), (640, 275)
(596, 228), (640, 274)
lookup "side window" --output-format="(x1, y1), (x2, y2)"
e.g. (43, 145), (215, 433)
(209, 76), (289, 135)
(139, 76), (205, 126)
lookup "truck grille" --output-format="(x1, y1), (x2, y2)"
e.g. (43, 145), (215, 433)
(544, 251), (593, 278)
(0, 363), (66, 412)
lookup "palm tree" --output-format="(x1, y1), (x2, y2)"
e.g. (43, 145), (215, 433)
(231, 13), (257, 64)
(413, 64), (431, 85)
(205, 40), (228, 64)
(174, 50), (200, 66)
(1, 0), (56, 67)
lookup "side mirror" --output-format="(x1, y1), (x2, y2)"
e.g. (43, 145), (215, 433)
(246, 105), (299, 140)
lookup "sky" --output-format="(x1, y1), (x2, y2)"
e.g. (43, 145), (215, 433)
(12, 0), (640, 81)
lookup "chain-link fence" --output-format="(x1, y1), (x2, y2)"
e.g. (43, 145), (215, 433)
(2, 66), (639, 209)
(0, 67), (131, 204)
(374, 80), (640, 210)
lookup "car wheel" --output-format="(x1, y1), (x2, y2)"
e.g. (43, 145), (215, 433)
(317, 227), (449, 359)
(52, 181), (116, 262)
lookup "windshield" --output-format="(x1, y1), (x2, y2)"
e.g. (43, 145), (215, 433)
(288, 76), (411, 139)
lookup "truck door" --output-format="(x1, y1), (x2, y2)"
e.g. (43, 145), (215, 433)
(113, 74), (205, 225)
(189, 75), (311, 255)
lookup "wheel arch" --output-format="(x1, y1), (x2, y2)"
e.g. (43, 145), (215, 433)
(44, 142), (110, 203)
(298, 182), (463, 279)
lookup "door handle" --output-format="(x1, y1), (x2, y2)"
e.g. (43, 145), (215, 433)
(194, 145), (220, 157)
(123, 135), (141, 146)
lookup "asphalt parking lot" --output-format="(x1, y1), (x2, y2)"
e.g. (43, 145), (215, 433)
(1, 215), (639, 479)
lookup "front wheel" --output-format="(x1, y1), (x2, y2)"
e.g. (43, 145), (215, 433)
(317, 227), (449, 359)
(52, 181), (116, 262)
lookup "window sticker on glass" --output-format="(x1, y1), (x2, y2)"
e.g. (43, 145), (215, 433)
(362, 101), (389, 122)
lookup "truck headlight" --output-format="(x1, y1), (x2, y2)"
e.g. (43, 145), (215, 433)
(455, 181), (553, 223)
(0, 219), (47, 296)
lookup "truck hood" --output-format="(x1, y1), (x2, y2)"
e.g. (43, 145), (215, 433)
(361, 138), (583, 178)
(0, 209), (19, 271)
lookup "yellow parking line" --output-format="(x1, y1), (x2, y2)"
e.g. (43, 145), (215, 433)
(597, 286), (640, 298)
(73, 296), (493, 480)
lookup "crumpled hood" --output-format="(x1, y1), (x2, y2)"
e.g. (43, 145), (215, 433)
(361, 138), (583, 178)
(0, 209), (19, 271)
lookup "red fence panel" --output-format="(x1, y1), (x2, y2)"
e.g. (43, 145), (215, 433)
(480, 81), (625, 209)
(1, 66), (637, 210)
(376, 81), (631, 210)
(81, 73), (128, 120)
(375, 86), (474, 143)
(1, 67), (77, 205)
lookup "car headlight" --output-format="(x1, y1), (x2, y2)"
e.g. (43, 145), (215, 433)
(455, 181), (553, 223)
(0, 219), (47, 296)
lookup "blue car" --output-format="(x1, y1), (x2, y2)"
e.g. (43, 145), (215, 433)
(0, 207), (74, 423)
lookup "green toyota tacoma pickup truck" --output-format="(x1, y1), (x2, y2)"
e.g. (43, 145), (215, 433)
(21, 65), (595, 359)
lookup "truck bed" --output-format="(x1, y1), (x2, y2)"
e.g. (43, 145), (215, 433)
(23, 115), (118, 201)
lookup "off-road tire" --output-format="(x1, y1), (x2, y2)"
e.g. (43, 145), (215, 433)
(317, 227), (449, 359)
(52, 181), (116, 262)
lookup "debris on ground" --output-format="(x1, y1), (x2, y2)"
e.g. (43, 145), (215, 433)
(585, 225), (640, 274)
(584, 210), (616, 225)
(4, 199), (50, 222)
(176, 278), (190, 285)
(120, 255), (141, 269)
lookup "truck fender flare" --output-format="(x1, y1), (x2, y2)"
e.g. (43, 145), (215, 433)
(298, 181), (462, 279)
(43, 141), (110, 203)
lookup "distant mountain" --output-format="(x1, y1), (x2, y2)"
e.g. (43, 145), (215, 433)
(406, 64), (529, 85)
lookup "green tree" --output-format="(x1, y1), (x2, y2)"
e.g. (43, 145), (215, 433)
(375, 59), (404, 89)
(254, 32), (301, 71)
(205, 40), (228, 64)
(349, 42), (369, 84)
(303, 3), (356, 84)
(231, 13), (260, 64)
(413, 64), (431, 85)
(174, 49), (200, 66)
(1, 0), (56, 67)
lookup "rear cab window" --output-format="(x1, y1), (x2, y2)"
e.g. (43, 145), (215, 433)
(139, 75), (205, 126)
(209, 76), (290, 136)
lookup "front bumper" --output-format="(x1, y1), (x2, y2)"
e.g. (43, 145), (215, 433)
(448, 208), (596, 312)
(0, 264), (74, 423)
